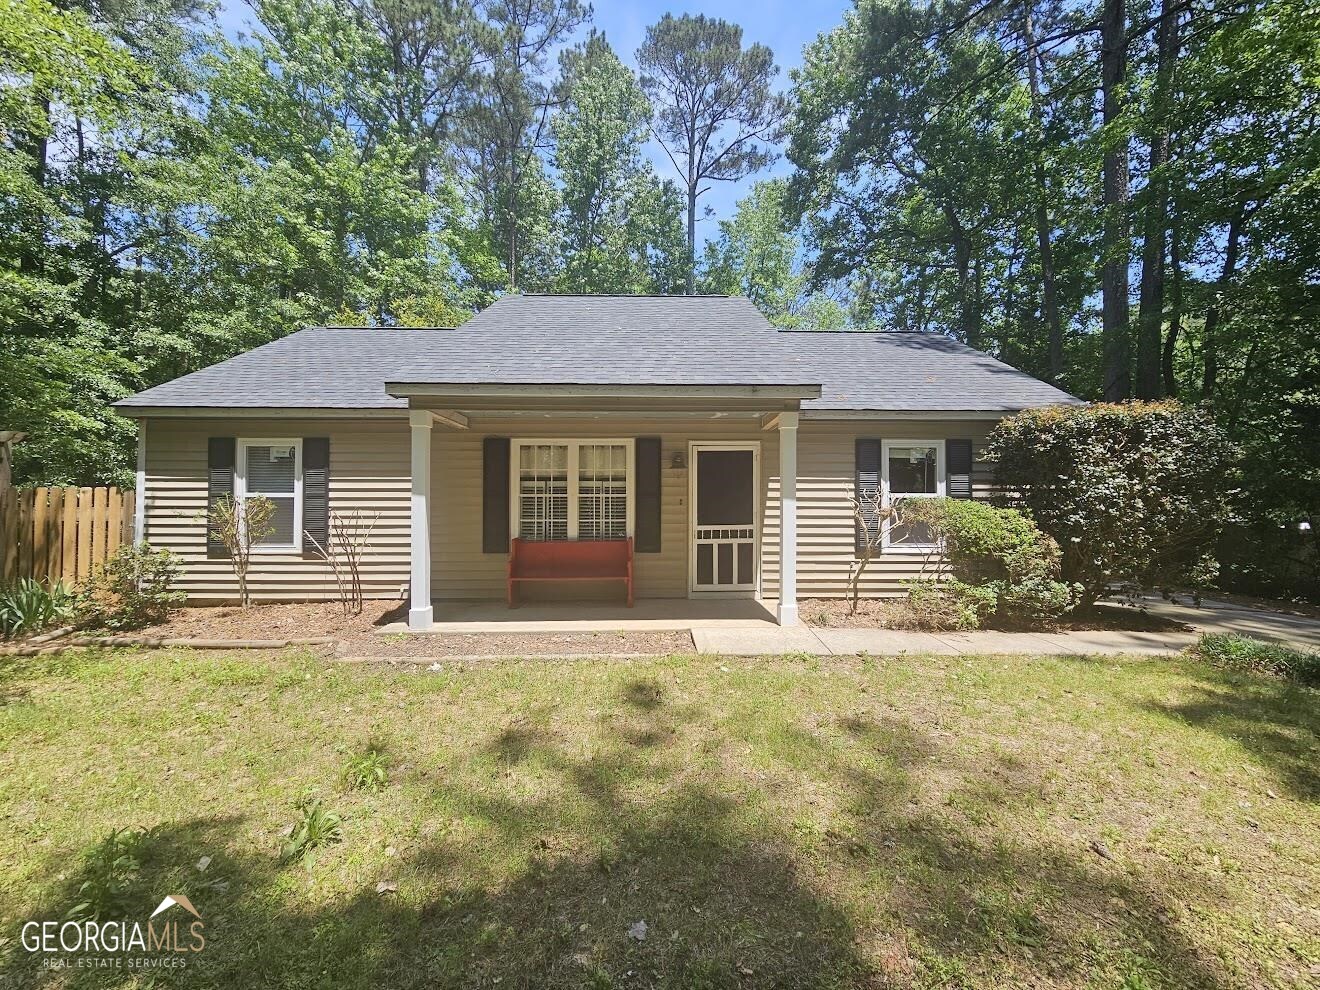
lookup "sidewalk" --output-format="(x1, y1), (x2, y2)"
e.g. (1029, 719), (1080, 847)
(690, 625), (1198, 657)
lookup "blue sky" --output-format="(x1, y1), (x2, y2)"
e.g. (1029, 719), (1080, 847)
(214, 0), (853, 249)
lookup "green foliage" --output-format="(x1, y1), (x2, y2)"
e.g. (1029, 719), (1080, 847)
(551, 35), (686, 294)
(904, 578), (985, 631)
(280, 792), (344, 866)
(66, 827), (146, 921)
(0, 577), (77, 639)
(1193, 633), (1320, 687)
(901, 498), (1079, 627)
(699, 179), (849, 329)
(78, 542), (185, 631)
(988, 401), (1240, 605)
(342, 745), (390, 793)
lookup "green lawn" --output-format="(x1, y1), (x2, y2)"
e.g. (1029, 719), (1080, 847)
(1, 648), (1317, 989)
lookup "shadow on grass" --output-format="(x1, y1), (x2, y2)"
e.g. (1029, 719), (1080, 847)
(1141, 670), (1320, 801)
(2, 672), (1246, 989)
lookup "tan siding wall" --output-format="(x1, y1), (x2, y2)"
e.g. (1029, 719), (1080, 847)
(795, 420), (994, 599)
(431, 417), (776, 600)
(143, 412), (998, 605)
(144, 417), (411, 602)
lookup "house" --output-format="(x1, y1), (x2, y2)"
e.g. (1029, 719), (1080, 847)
(113, 294), (1079, 629)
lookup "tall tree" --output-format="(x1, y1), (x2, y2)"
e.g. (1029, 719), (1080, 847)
(466, 0), (588, 290)
(1134, 0), (1181, 398)
(1099, 0), (1131, 400)
(550, 34), (685, 293)
(636, 13), (786, 294)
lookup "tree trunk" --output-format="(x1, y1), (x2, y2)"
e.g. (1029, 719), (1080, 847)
(1135, 0), (1179, 399)
(1023, 2), (1064, 383)
(1100, 0), (1132, 401)
(1202, 197), (1246, 396)
(1161, 204), (1183, 396)
(18, 94), (49, 277)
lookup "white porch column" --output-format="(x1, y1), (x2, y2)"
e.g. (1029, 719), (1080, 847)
(777, 411), (799, 626)
(133, 420), (147, 544)
(408, 410), (434, 630)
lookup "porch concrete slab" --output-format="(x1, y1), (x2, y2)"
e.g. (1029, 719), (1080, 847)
(812, 628), (960, 656)
(377, 598), (781, 635)
(691, 625), (832, 656)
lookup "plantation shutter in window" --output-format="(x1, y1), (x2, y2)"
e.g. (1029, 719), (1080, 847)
(483, 437), (511, 553)
(947, 439), (974, 499)
(302, 437), (330, 554)
(634, 437), (661, 553)
(207, 437), (236, 559)
(855, 438), (881, 554)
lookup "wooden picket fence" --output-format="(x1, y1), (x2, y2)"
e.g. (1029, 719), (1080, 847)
(0, 486), (135, 586)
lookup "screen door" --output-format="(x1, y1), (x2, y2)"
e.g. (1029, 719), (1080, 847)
(691, 446), (757, 591)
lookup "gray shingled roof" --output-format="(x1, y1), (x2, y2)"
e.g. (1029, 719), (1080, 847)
(115, 293), (1079, 413)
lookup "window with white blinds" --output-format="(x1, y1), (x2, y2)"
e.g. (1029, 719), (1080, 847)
(513, 440), (632, 541)
(237, 439), (302, 549)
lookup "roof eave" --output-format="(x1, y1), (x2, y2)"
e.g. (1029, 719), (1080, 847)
(385, 382), (823, 400)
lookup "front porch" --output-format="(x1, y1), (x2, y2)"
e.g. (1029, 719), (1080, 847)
(394, 385), (814, 633)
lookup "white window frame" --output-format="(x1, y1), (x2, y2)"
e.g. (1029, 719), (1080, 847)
(509, 439), (635, 541)
(881, 438), (945, 553)
(235, 438), (303, 553)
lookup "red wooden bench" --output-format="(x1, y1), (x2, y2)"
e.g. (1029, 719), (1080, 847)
(507, 538), (634, 607)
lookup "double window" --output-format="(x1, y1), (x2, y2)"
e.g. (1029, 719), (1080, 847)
(235, 438), (302, 551)
(512, 440), (633, 541)
(882, 439), (945, 551)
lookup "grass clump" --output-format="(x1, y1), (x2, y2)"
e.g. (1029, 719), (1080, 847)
(1194, 633), (1320, 685)
(66, 827), (146, 921)
(342, 743), (389, 792)
(280, 792), (344, 866)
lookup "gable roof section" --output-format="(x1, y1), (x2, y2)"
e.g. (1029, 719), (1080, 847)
(115, 293), (1080, 414)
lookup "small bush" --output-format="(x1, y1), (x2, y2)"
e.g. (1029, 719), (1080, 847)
(1193, 633), (1320, 685)
(0, 578), (78, 639)
(79, 542), (185, 630)
(342, 746), (389, 793)
(900, 499), (1080, 628)
(280, 793), (343, 866)
(905, 579), (985, 630)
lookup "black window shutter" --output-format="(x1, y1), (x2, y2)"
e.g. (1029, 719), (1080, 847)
(483, 437), (511, 553)
(634, 437), (662, 553)
(302, 437), (330, 554)
(855, 438), (881, 554)
(207, 437), (236, 559)
(947, 439), (974, 499)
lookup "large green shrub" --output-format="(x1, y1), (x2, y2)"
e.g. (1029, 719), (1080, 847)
(986, 401), (1239, 606)
(900, 498), (1079, 627)
(79, 542), (186, 630)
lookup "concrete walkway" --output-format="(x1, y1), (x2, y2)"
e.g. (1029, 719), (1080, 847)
(689, 625), (1198, 657)
(691, 594), (1320, 657)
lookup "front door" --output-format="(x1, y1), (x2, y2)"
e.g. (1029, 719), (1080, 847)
(690, 444), (758, 592)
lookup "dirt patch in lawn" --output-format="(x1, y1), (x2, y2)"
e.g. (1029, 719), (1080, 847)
(802, 597), (1190, 632)
(134, 601), (693, 657)
(343, 628), (693, 659)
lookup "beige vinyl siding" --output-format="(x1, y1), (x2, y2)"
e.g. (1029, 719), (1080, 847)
(142, 411), (1001, 605)
(143, 417), (410, 602)
(430, 416), (777, 600)
(794, 420), (995, 599)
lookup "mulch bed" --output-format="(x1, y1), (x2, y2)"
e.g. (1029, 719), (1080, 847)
(801, 597), (1191, 633)
(124, 601), (693, 658)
